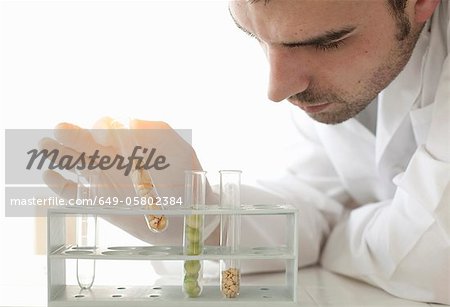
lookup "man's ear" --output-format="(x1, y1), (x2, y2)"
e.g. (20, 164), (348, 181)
(414, 0), (440, 23)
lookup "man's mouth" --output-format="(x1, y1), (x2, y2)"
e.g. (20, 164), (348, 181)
(291, 101), (332, 113)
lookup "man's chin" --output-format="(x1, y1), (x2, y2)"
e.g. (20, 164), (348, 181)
(302, 98), (374, 125)
(305, 110), (353, 125)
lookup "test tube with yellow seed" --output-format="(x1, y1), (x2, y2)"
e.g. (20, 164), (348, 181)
(130, 161), (168, 232)
(111, 119), (168, 233)
(219, 170), (242, 298)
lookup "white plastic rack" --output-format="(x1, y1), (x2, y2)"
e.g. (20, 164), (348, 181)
(47, 204), (299, 306)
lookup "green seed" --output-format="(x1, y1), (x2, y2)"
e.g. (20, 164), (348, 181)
(186, 215), (203, 229)
(189, 285), (201, 297)
(184, 272), (199, 281)
(185, 272), (199, 280)
(186, 227), (201, 243)
(185, 284), (201, 297)
(184, 260), (201, 274)
(186, 242), (202, 255)
(183, 278), (196, 290)
(183, 279), (201, 297)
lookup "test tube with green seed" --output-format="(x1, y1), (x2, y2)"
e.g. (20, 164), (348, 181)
(182, 170), (206, 298)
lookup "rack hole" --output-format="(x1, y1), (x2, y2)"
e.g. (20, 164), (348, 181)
(152, 286), (162, 290)
(112, 294), (123, 298)
(262, 295), (272, 299)
(74, 294), (84, 298)
(149, 294), (160, 298)
(260, 287), (269, 291)
(117, 287), (126, 290)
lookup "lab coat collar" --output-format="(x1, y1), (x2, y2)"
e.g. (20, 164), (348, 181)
(312, 22), (433, 203)
(314, 117), (380, 204)
(375, 24), (431, 166)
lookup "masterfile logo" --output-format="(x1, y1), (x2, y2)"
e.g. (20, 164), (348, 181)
(26, 145), (170, 176)
(4, 129), (192, 217)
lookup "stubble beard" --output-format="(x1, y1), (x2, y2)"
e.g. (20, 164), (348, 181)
(302, 22), (424, 125)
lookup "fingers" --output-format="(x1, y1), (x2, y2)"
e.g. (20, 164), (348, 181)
(54, 122), (95, 152)
(93, 118), (174, 148)
(38, 137), (84, 175)
(53, 119), (173, 153)
(92, 116), (116, 130)
(92, 117), (138, 155)
(130, 119), (172, 130)
(39, 127), (118, 179)
(130, 119), (183, 147)
(92, 116), (118, 147)
(38, 136), (108, 177)
(43, 170), (77, 200)
(54, 123), (112, 154)
(54, 122), (110, 155)
(39, 137), (81, 158)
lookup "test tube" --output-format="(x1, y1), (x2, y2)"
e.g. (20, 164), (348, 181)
(182, 170), (206, 298)
(111, 120), (168, 233)
(219, 170), (242, 298)
(76, 174), (97, 290)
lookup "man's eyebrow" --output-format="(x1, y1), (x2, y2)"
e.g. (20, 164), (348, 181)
(284, 27), (356, 47)
(229, 8), (356, 47)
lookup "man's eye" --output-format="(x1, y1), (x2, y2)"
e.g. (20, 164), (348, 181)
(315, 40), (345, 51)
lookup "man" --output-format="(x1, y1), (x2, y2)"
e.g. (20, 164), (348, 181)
(42, 0), (449, 304)
(227, 0), (449, 304)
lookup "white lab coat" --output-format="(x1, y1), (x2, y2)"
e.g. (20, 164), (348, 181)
(239, 1), (450, 304)
(149, 3), (449, 303)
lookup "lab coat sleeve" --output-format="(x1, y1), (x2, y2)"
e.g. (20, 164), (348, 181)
(320, 47), (450, 304)
(235, 110), (349, 273)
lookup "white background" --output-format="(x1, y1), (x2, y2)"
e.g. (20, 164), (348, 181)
(0, 1), (299, 305)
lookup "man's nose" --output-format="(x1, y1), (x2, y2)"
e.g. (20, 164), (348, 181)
(267, 47), (310, 102)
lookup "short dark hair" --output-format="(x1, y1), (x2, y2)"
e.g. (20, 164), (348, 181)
(387, 0), (411, 40)
(248, 0), (411, 41)
(387, 0), (408, 14)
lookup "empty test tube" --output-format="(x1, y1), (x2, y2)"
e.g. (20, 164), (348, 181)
(76, 174), (97, 290)
(182, 170), (206, 298)
(111, 120), (168, 233)
(219, 170), (242, 298)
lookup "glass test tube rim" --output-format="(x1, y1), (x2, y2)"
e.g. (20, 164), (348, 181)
(185, 170), (207, 175)
(219, 170), (242, 174)
(184, 170), (207, 209)
(219, 170), (241, 210)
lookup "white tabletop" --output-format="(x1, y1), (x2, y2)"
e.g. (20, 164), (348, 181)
(286, 266), (442, 306)
(0, 255), (443, 307)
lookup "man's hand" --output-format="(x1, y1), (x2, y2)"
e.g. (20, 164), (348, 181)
(40, 117), (206, 206)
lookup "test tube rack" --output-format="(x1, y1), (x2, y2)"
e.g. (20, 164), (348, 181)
(47, 204), (298, 306)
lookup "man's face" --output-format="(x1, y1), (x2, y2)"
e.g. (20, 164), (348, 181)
(229, 0), (423, 124)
